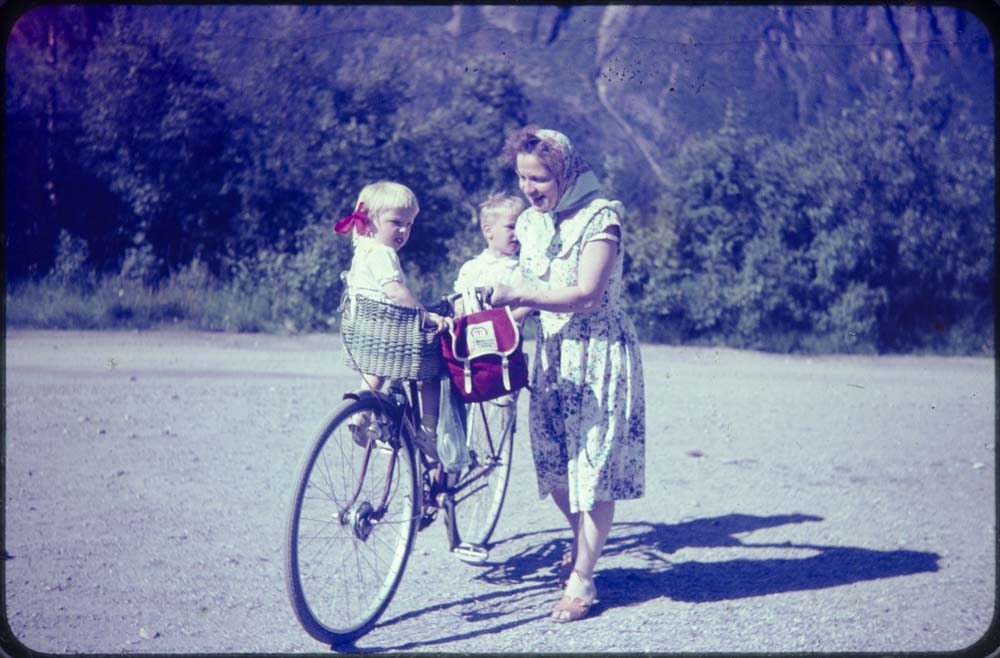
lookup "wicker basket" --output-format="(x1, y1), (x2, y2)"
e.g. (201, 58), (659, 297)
(340, 294), (443, 380)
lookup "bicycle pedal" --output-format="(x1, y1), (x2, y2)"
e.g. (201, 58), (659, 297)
(451, 542), (489, 564)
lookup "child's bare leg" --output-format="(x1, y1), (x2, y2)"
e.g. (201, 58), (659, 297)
(417, 379), (440, 435)
(361, 373), (385, 391)
(348, 373), (384, 447)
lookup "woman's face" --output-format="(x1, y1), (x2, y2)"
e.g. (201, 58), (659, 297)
(515, 153), (560, 213)
(371, 207), (417, 251)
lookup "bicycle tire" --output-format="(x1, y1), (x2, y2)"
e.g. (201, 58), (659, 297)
(285, 395), (419, 645)
(451, 395), (515, 546)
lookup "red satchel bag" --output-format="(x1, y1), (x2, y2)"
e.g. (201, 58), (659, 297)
(441, 303), (529, 403)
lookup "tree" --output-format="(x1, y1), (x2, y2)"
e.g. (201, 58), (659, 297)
(5, 5), (113, 279)
(407, 55), (529, 279)
(754, 78), (994, 353)
(78, 7), (241, 279)
(641, 100), (768, 343)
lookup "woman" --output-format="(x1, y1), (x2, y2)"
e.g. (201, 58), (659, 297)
(490, 127), (646, 623)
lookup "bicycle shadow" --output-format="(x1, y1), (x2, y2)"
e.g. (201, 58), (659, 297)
(343, 512), (939, 652)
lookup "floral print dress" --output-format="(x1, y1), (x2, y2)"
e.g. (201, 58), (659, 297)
(517, 198), (646, 513)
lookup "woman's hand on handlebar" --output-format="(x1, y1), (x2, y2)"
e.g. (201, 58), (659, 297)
(423, 311), (454, 334)
(487, 283), (514, 308)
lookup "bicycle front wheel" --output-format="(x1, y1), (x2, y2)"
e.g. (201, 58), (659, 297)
(285, 396), (419, 645)
(452, 395), (516, 546)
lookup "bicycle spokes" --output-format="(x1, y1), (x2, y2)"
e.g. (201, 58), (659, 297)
(286, 398), (419, 644)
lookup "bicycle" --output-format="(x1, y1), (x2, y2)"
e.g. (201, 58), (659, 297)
(284, 292), (517, 645)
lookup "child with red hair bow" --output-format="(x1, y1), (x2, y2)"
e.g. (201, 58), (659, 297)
(334, 180), (450, 455)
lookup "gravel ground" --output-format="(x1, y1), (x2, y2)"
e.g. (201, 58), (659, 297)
(3, 329), (996, 655)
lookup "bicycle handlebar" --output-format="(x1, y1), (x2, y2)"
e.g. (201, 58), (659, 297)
(432, 287), (494, 317)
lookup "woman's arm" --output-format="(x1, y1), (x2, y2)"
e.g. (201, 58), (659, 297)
(492, 232), (620, 314)
(510, 306), (535, 323)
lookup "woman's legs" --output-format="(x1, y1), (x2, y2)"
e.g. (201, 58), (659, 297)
(549, 491), (614, 621)
(550, 488), (580, 543)
(550, 489), (615, 579)
(550, 489), (578, 585)
(572, 500), (615, 580)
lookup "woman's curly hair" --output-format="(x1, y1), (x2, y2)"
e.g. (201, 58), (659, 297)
(502, 126), (590, 198)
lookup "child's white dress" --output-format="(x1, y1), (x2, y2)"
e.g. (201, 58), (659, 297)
(451, 248), (524, 454)
(345, 236), (406, 301)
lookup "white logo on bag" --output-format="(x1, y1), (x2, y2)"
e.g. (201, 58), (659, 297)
(467, 321), (499, 355)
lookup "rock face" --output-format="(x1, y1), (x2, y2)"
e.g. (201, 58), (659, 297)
(434, 4), (989, 183)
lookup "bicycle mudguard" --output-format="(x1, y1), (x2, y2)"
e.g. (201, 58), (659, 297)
(342, 389), (406, 425)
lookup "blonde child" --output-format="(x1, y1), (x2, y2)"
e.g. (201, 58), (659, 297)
(335, 180), (449, 455)
(454, 192), (527, 317)
(449, 193), (529, 468)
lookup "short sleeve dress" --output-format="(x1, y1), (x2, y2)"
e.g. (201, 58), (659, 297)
(516, 198), (646, 513)
(345, 236), (406, 301)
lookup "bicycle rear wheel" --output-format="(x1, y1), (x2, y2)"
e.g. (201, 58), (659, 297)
(451, 395), (516, 546)
(285, 396), (418, 645)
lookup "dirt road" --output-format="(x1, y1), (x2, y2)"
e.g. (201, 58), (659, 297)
(3, 330), (996, 654)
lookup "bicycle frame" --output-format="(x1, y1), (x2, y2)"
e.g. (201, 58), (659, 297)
(286, 287), (514, 643)
(337, 385), (416, 528)
(344, 379), (501, 556)
(447, 401), (502, 499)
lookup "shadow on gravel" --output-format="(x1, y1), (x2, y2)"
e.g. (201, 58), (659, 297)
(482, 512), (940, 607)
(604, 543), (940, 604)
(479, 514), (939, 602)
(597, 513), (941, 605)
(342, 582), (552, 654)
(352, 513), (939, 651)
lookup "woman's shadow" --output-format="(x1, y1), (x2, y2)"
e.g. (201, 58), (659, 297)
(478, 512), (940, 606)
(352, 512), (939, 652)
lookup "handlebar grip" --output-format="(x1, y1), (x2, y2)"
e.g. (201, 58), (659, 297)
(444, 286), (494, 311)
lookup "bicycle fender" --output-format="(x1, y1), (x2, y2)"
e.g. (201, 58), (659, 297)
(342, 389), (387, 404)
(342, 389), (404, 421)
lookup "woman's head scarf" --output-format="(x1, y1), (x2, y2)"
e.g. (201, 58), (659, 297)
(514, 128), (614, 285)
(535, 129), (601, 217)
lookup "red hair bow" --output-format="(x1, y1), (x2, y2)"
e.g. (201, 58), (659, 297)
(333, 204), (371, 236)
